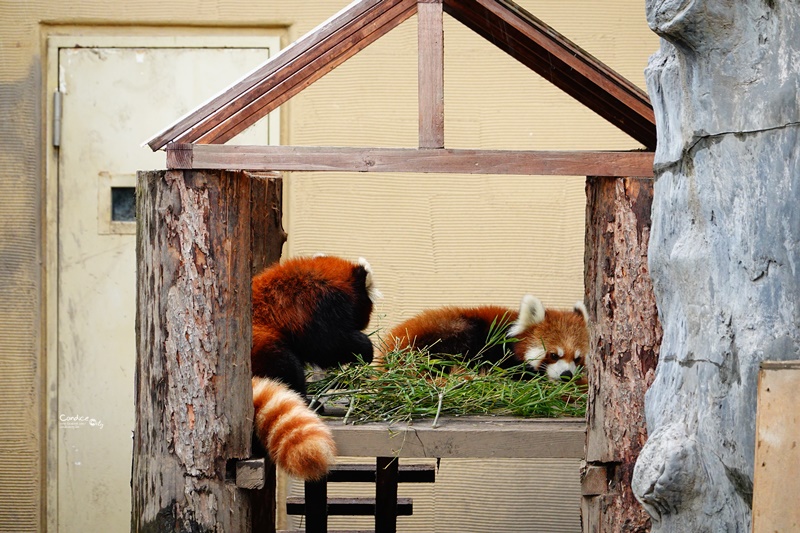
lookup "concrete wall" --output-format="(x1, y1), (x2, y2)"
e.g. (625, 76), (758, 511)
(0, 0), (658, 530)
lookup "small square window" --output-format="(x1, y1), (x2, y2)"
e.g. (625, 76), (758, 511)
(111, 187), (136, 222)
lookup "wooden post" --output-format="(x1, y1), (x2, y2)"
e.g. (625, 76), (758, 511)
(249, 172), (286, 276)
(418, 0), (444, 149)
(375, 457), (400, 533)
(582, 176), (662, 532)
(132, 169), (254, 532)
(248, 172), (285, 532)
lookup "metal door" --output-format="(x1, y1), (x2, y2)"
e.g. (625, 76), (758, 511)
(52, 35), (278, 531)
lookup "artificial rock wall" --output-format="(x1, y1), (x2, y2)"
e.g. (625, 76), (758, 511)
(632, 1), (800, 531)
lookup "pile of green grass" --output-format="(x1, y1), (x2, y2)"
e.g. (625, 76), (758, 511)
(308, 348), (586, 427)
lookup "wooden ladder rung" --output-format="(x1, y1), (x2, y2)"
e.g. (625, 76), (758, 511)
(326, 463), (436, 483)
(278, 530), (374, 533)
(286, 497), (413, 516)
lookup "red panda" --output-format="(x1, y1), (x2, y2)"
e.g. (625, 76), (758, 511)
(250, 255), (380, 479)
(252, 377), (336, 481)
(379, 294), (589, 382)
(251, 255), (381, 395)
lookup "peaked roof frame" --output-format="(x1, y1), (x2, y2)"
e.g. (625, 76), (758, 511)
(148, 0), (656, 177)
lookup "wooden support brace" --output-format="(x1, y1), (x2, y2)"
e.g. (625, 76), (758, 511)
(375, 457), (400, 533)
(581, 464), (609, 496)
(418, 0), (444, 148)
(166, 144), (655, 178)
(304, 478), (328, 533)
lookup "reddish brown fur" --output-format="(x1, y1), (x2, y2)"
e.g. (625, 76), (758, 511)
(250, 255), (375, 390)
(377, 297), (590, 384)
(376, 305), (519, 370)
(252, 255), (365, 336)
(380, 306), (516, 357)
(252, 377), (336, 481)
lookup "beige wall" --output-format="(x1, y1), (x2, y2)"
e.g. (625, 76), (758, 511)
(0, 1), (658, 530)
(284, 5), (658, 332)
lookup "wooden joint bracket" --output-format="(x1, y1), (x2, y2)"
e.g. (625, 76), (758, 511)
(165, 143), (194, 169)
(233, 458), (266, 490)
(581, 464), (609, 496)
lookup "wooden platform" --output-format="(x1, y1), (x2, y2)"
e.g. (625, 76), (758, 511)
(326, 416), (586, 459)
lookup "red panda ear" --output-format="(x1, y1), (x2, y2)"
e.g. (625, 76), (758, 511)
(509, 294), (546, 336)
(574, 301), (589, 323)
(357, 257), (383, 302)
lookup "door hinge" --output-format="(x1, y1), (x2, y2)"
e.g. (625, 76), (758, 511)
(53, 90), (63, 148)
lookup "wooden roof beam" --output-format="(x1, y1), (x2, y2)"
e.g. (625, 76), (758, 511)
(166, 144), (654, 177)
(443, 0), (657, 150)
(146, 0), (418, 150)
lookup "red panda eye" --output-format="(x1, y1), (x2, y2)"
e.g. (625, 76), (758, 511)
(548, 352), (559, 360)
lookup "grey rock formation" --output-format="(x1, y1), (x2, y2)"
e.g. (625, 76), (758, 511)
(632, 1), (800, 531)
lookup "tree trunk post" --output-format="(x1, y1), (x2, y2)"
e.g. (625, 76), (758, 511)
(132, 169), (254, 532)
(248, 172), (285, 533)
(250, 172), (286, 277)
(582, 176), (662, 533)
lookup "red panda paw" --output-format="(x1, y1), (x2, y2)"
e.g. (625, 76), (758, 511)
(252, 377), (337, 481)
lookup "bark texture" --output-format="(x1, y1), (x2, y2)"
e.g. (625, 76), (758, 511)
(132, 170), (254, 532)
(248, 172), (284, 533)
(632, 2), (800, 531)
(582, 176), (661, 533)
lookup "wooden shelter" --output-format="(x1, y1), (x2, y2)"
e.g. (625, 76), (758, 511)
(133, 0), (661, 531)
(147, 0), (655, 169)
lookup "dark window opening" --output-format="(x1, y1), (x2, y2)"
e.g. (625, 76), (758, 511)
(111, 186), (136, 222)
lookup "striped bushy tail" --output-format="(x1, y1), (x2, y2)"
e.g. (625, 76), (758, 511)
(252, 377), (336, 481)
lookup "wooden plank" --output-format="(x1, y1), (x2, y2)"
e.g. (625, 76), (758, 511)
(443, 0), (656, 149)
(166, 144), (655, 177)
(417, 0), (444, 149)
(189, 0), (417, 146)
(147, 0), (389, 149)
(326, 463), (436, 483)
(279, 531), (374, 533)
(286, 497), (413, 516)
(582, 176), (661, 532)
(752, 361), (800, 533)
(327, 417), (585, 458)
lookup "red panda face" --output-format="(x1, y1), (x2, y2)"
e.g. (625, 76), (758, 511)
(508, 295), (590, 382)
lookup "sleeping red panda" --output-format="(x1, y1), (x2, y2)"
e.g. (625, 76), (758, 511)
(378, 294), (590, 383)
(250, 255), (381, 480)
